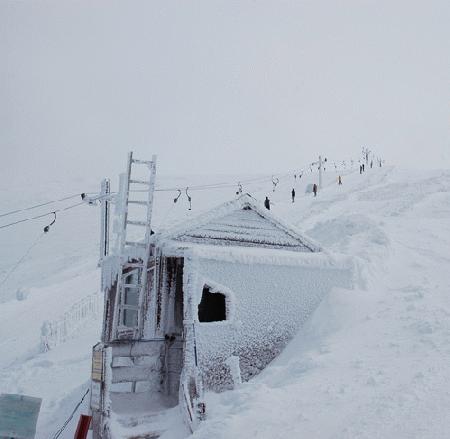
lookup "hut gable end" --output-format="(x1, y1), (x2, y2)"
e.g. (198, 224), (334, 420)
(164, 195), (320, 252)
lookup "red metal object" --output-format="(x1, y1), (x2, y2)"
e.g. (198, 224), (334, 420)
(74, 414), (91, 439)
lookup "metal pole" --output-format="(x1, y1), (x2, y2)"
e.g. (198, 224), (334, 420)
(318, 155), (323, 190)
(192, 322), (198, 367)
(362, 147), (370, 167)
(99, 178), (110, 266)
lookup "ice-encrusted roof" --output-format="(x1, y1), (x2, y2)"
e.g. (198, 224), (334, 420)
(158, 194), (322, 252)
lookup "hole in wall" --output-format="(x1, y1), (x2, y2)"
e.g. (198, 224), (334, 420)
(198, 286), (226, 322)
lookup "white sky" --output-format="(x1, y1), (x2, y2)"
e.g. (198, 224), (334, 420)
(1, 0), (449, 184)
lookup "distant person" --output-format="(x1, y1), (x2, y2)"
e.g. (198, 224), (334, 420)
(360, 165), (363, 174)
(313, 183), (318, 197)
(264, 196), (270, 210)
(291, 188), (296, 203)
(362, 163), (365, 172)
(338, 175), (342, 185)
(370, 160), (373, 169)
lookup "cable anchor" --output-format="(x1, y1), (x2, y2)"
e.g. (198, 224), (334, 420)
(81, 193), (98, 205)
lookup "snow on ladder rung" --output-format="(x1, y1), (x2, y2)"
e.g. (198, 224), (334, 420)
(126, 220), (147, 227)
(125, 241), (147, 247)
(131, 159), (152, 165)
(129, 179), (150, 186)
(122, 283), (142, 288)
(128, 200), (148, 205)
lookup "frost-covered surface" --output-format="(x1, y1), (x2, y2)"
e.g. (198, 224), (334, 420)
(101, 255), (120, 292)
(189, 167), (450, 439)
(109, 403), (187, 439)
(160, 209), (352, 392)
(0, 267), (102, 438)
(159, 194), (322, 252)
(186, 256), (351, 390)
(40, 292), (101, 352)
(108, 389), (188, 439)
(2, 167), (450, 438)
(163, 241), (352, 271)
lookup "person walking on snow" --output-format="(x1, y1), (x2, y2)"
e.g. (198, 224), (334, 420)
(264, 196), (270, 210)
(313, 183), (318, 197)
(338, 175), (342, 185)
(291, 188), (296, 203)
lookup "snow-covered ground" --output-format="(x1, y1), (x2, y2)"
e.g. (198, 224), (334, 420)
(2, 164), (450, 438)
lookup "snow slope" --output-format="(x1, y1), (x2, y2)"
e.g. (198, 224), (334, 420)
(1, 165), (450, 438)
(190, 167), (450, 439)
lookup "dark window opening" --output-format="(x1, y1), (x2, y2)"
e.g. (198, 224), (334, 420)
(174, 261), (184, 329)
(198, 286), (226, 322)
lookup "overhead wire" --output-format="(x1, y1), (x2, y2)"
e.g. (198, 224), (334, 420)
(0, 200), (85, 230)
(0, 208), (61, 287)
(0, 231), (46, 287)
(0, 194), (81, 219)
(52, 388), (90, 439)
(0, 153), (369, 231)
(151, 169), (295, 193)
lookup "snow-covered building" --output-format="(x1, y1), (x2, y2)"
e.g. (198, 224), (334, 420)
(153, 194), (353, 392)
(90, 156), (353, 438)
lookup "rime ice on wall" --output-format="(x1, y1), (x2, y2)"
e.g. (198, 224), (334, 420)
(185, 253), (352, 391)
(101, 255), (120, 291)
(157, 194), (353, 392)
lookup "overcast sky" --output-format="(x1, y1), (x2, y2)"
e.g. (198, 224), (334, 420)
(1, 0), (449, 184)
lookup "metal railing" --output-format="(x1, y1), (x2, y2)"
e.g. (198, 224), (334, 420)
(40, 292), (102, 351)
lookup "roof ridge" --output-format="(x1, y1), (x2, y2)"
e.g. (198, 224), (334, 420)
(157, 194), (322, 253)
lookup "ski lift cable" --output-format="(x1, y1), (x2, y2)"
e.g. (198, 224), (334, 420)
(151, 169), (299, 193)
(0, 153), (371, 231)
(0, 162), (310, 220)
(0, 151), (367, 216)
(0, 231), (46, 288)
(52, 388), (90, 439)
(0, 194), (81, 219)
(0, 201), (85, 231)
